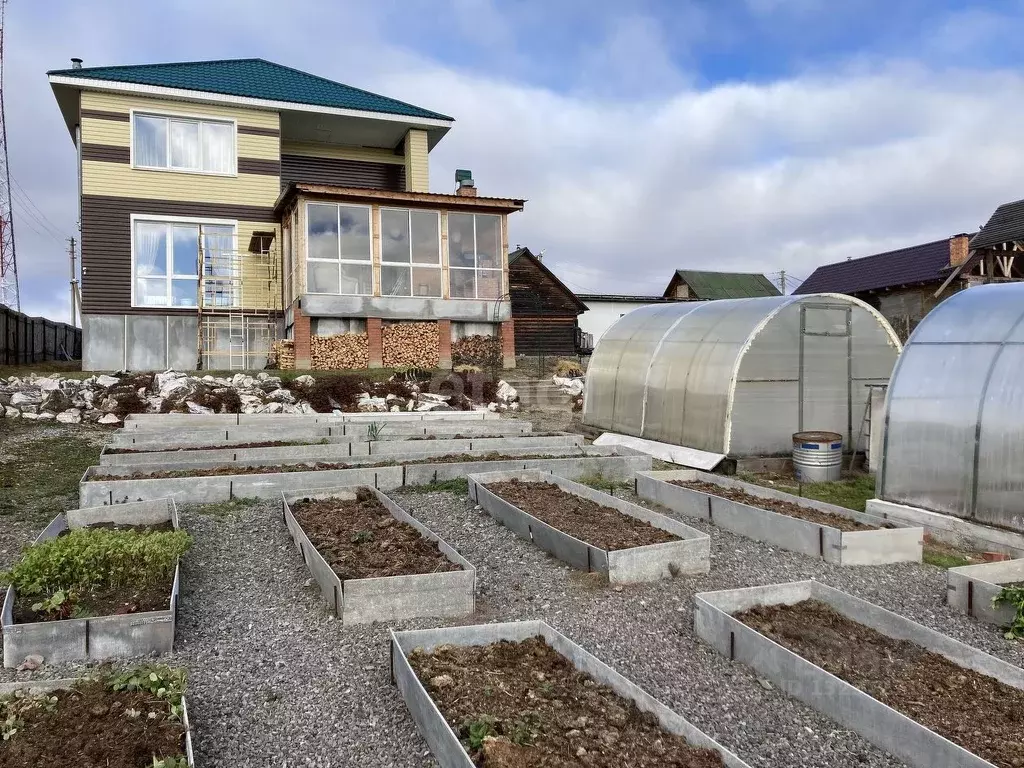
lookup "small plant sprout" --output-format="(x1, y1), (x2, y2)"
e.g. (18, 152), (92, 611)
(351, 530), (374, 546)
(366, 421), (386, 441)
(994, 585), (1024, 640)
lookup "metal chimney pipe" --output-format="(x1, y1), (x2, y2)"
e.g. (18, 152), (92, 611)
(70, 58), (83, 69)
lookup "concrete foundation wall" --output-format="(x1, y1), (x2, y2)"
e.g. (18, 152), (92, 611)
(391, 620), (753, 768)
(83, 314), (199, 371)
(947, 559), (1024, 628)
(694, 580), (1024, 768)
(282, 487), (474, 623)
(637, 471), (922, 566)
(468, 469), (708, 583)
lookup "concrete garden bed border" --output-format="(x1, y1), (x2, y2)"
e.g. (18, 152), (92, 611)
(99, 434), (583, 466)
(947, 559), (1024, 628)
(693, 580), (1024, 768)
(122, 411), (501, 429)
(468, 469), (709, 583)
(0, 677), (195, 766)
(2, 499), (181, 668)
(281, 487), (474, 623)
(107, 421), (533, 449)
(390, 619), (752, 768)
(79, 449), (652, 506)
(636, 470), (922, 566)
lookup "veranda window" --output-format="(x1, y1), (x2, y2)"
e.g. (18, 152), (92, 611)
(380, 208), (442, 297)
(448, 213), (502, 299)
(306, 203), (372, 295)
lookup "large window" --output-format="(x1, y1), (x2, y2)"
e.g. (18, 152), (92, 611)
(132, 218), (235, 308)
(133, 112), (235, 175)
(380, 208), (442, 297)
(448, 213), (502, 299)
(306, 203), (372, 295)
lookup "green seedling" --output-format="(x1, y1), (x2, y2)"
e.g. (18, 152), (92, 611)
(994, 585), (1024, 640)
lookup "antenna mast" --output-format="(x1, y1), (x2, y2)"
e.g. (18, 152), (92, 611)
(0, 0), (19, 311)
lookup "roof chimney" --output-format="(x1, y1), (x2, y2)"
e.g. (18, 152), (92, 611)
(70, 58), (83, 69)
(455, 169), (477, 197)
(949, 233), (970, 267)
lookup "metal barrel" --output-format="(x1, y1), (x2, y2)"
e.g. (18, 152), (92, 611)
(792, 431), (843, 482)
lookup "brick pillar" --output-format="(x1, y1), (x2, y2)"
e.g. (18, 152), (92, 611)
(438, 319), (453, 369)
(500, 320), (516, 369)
(367, 317), (383, 368)
(293, 304), (312, 369)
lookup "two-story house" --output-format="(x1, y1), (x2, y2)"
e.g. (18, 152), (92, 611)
(48, 58), (524, 371)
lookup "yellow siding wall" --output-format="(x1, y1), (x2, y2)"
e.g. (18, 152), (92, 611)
(81, 90), (279, 129)
(238, 221), (283, 310)
(281, 141), (403, 165)
(404, 129), (429, 192)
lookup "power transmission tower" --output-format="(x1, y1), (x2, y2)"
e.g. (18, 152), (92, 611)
(0, 0), (19, 311)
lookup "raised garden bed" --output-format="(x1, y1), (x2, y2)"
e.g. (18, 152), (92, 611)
(636, 470), (922, 566)
(0, 665), (194, 767)
(391, 620), (751, 768)
(469, 469), (709, 583)
(99, 434), (582, 466)
(79, 449), (651, 506)
(947, 558), (1024, 631)
(282, 486), (473, 623)
(2, 499), (188, 668)
(123, 410), (502, 429)
(694, 580), (1024, 768)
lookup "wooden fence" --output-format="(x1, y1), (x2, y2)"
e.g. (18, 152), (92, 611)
(0, 305), (81, 365)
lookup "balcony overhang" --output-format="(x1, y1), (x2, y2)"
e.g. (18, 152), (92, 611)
(276, 183), (526, 216)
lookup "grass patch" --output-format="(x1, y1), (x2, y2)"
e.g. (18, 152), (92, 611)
(0, 421), (104, 524)
(738, 472), (876, 513)
(922, 549), (973, 569)
(574, 473), (631, 493)
(191, 497), (258, 520)
(0, 361), (91, 380)
(405, 478), (469, 495)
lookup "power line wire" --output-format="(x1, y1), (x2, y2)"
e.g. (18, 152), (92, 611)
(10, 178), (67, 240)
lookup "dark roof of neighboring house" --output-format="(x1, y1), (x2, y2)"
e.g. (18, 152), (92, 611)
(794, 238), (958, 295)
(971, 198), (1024, 250)
(666, 270), (781, 299)
(575, 294), (674, 303)
(47, 58), (453, 121)
(508, 248), (588, 312)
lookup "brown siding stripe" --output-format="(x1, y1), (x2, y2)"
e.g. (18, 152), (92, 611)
(82, 144), (130, 164)
(81, 109), (130, 122)
(280, 154), (404, 191)
(80, 195), (277, 314)
(238, 125), (281, 137)
(238, 157), (281, 176)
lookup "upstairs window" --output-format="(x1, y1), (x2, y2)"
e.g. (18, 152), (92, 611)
(133, 113), (235, 175)
(448, 213), (502, 299)
(380, 208), (442, 297)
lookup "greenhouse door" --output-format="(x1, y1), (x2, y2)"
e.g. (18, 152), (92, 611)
(797, 304), (853, 444)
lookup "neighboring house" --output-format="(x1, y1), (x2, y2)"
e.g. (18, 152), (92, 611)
(576, 295), (675, 348)
(48, 57), (524, 371)
(507, 247), (588, 356)
(663, 270), (781, 300)
(794, 234), (985, 340)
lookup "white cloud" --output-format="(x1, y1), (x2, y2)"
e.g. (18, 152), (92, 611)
(6, 0), (1024, 315)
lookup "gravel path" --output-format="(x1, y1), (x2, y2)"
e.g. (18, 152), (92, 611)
(2, 484), (1023, 767)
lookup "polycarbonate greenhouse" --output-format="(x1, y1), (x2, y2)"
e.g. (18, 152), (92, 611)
(878, 283), (1024, 534)
(583, 294), (901, 457)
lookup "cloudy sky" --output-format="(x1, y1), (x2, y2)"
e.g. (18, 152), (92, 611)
(6, 0), (1024, 320)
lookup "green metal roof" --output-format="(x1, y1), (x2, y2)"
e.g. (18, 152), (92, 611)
(47, 58), (453, 122)
(669, 270), (781, 300)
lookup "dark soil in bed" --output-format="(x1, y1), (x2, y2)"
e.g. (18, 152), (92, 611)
(290, 489), (461, 580)
(738, 600), (1024, 768)
(88, 452), (580, 481)
(13, 573), (173, 624)
(0, 679), (186, 768)
(408, 636), (724, 767)
(670, 480), (875, 533)
(485, 479), (679, 551)
(106, 439), (310, 454)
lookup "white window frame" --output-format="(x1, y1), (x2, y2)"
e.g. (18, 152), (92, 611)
(130, 214), (238, 309)
(304, 202), (373, 296)
(379, 207), (442, 298)
(130, 108), (238, 177)
(447, 212), (504, 300)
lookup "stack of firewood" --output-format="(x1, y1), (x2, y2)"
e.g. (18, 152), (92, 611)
(270, 340), (295, 370)
(382, 322), (439, 369)
(311, 333), (369, 369)
(452, 334), (501, 367)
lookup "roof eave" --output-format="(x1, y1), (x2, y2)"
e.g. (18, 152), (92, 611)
(276, 182), (526, 215)
(46, 74), (455, 142)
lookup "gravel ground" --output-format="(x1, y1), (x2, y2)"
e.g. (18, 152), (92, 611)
(2, 481), (1023, 767)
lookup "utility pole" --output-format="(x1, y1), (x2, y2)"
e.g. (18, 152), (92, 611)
(68, 236), (79, 326)
(0, 0), (18, 311)
(780, 270), (787, 295)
